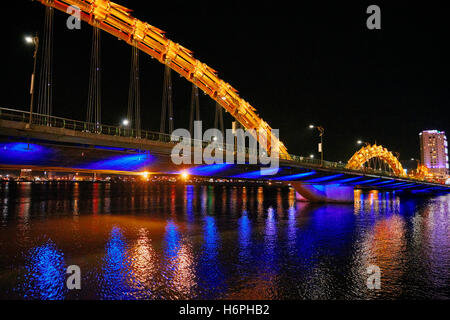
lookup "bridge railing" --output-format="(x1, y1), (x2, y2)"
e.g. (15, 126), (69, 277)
(0, 107), (250, 152)
(283, 153), (412, 179)
(0, 107), (179, 143)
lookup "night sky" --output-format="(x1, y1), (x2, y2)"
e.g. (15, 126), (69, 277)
(2, 0), (449, 166)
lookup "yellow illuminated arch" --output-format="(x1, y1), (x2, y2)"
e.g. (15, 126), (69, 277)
(37, 0), (290, 159)
(346, 144), (405, 177)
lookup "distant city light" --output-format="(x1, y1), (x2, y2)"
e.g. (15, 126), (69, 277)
(122, 119), (129, 126)
(310, 154), (314, 159)
(309, 125), (315, 129)
(357, 140), (363, 145)
(181, 170), (189, 180)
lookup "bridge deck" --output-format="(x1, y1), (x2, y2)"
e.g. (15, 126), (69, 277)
(1, 108), (449, 195)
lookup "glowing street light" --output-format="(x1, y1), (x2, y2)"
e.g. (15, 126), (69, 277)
(181, 170), (189, 180)
(309, 154), (315, 159)
(141, 171), (150, 180)
(357, 140), (370, 147)
(25, 34), (39, 126)
(122, 119), (129, 126)
(410, 158), (420, 167)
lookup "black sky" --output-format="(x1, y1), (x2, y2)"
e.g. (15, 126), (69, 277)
(2, 0), (449, 166)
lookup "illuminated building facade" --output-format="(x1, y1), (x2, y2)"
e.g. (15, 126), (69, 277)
(419, 130), (449, 178)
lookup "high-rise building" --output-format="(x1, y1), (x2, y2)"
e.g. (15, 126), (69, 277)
(419, 130), (449, 178)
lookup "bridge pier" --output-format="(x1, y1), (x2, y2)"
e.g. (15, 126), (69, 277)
(289, 182), (355, 203)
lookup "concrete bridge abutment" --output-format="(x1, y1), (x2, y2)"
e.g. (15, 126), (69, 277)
(289, 182), (355, 203)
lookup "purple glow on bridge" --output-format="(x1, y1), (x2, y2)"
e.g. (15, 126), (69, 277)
(232, 167), (281, 179)
(181, 164), (234, 176)
(80, 153), (155, 172)
(272, 171), (316, 181)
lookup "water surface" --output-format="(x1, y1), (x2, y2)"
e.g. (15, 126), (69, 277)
(0, 182), (449, 299)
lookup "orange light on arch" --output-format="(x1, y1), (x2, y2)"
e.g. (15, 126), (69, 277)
(36, 0), (291, 159)
(346, 144), (406, 177)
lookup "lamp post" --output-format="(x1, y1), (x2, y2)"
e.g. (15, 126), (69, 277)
(410, 157), (420, 169)
(309, 124), (324, 165)
(119, 119), (129, 136)
(25, 34), (39, 127)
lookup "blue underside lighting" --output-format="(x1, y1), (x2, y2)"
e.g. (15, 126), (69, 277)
(272, 171), (316, 181)
(382, 182), (411, 188)
(232, 167), (280, 179)
(401, 184), (419, 189)
(184, 163), (234, 176)
(411, 189), (434, 194)
(0, 142), (54, 164)
(308, 184), (327, 192)
(0, 142), (154, 172)
(331, 176), (365, 184)
(81, 153), (154, 171)
(370, 180), (395, 186)
(351, 178), (381, 185)
(396, 183), (415, 187)
(304, 174), (344, 183)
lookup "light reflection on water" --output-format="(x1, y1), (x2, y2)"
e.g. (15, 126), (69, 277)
(17, 240), (66, 300)
(0, 182), (449, 300)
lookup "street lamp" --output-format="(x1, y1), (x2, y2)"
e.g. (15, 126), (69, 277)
(357, 140), (370, 146)
(181, 170), (189, 180)
(309, 124), (324, 165)
(117, 119), (130, 136)
(410, 157), (420, 167)
(25, 34), (39, 127)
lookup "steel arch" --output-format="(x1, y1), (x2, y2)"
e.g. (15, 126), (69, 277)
(37, 0), (291, 159)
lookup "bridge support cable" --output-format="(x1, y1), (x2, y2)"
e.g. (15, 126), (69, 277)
(189, 84), (201, 136)
(127, 45), (141, 138)
(36, 6), (54, 126)
(214, 102), (225, 138)
(86, 26), (102, 133)
(160, 65), (174, 138)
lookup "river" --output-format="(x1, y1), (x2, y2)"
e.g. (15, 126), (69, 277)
(0, 182), (449, 299)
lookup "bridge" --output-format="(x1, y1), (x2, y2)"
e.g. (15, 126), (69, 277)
(1, 107), (449, 203)
(1, 0), (449, 203)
